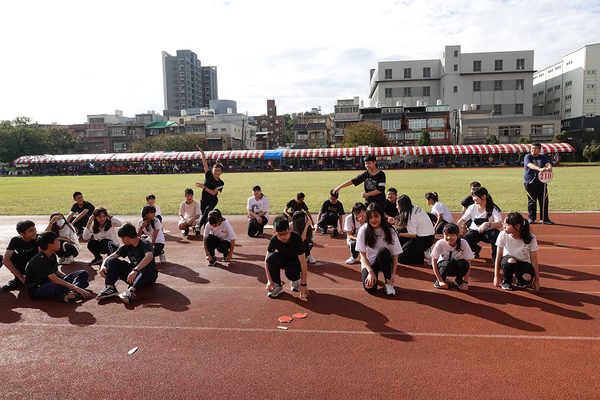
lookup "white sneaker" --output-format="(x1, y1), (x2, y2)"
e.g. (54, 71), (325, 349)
(290, 279), (300, 292)
(159, 252), (166, 263)
(346, 256), (358, 264)
(384, 283), (396, 296)
(268, 284), (283, 298)
(307, 255), (316, 264)
(58, 257), (65, 265)
(62, 256), (74, 265)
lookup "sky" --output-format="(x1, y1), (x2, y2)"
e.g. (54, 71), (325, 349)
(1, 0), (599, 125)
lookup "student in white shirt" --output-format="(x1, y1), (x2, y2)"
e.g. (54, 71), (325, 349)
(395, 195), (435, 265)
(343, 202), (366, 264)
(45, 212), (81, 265)
(247, 185), (269, 237)
(203, 209), (236, 266)
(425, 192), (453, 234)
(431, 223), (473, 291)
(84, 207), (123, 266)
(494, 212), (540, 291)
(137, 205), (166, 263)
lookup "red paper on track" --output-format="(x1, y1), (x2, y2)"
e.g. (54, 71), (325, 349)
(278, 316), (292, 323)
(292, 313), (307, 319)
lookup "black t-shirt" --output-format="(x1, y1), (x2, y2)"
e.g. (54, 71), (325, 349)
(267, 231), (305, 257)
(461, 194), (474, 209)
(320, 200), (345, 216)
(384, 200), (399, 218)
(202, 170), (224, 203)
(71, 200), (95, 216)
(7, 236), (39, 263)
(285, 199), (309, 213)
(25, 251), (57, 295)
(351, 170), (386, 206)
(116, 238), (155, 268)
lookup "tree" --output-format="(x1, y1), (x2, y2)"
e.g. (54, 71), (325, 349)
(551, 131), (569, 143)
(484, 135), (499, 145)
(283, 113), (298, 144)
(129, 134), (208, 153)
(0, 117), (45, 163)
(41, 127), (79, 154)
(517, 137), (531, 144)
(343, 121), (392, 148)
(582, 141), (600, 162)
(415, 130), (431, 146)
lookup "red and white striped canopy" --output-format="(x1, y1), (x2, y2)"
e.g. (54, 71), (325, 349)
(12, 143), (574, 164)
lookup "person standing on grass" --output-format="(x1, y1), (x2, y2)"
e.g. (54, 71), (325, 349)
(25, 231), (91, 303)
(83, 207), (122, 266)
(524, 143), (554, 225)
(66, 191), (95, 235)
(494, 212), (541, 291)
(195, 147), (225, 233)
(2, 220), (39, 291)
(265, 215), (309, 299)
(96, 223), (158, 305)
(356, 203), (402, 296)
(247, 185), (270, 237)
(333, 154), (387, 209)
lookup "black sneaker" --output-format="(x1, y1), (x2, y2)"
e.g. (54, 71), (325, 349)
(2, 279), (24, 291)
(183, 227), (189, 236)
(473, 245), (482, 259)
(333, 229), (339, 236)
(88, 257), (103, 266)
(320, 227), (328, 235)
(501, 281), (512, 291)
(96, 286), (119, 300)
(543, 219), (555, 225)
(208, 256), (217, 266)
(55, 292), (78, 303)
(515, 280), (527, 289)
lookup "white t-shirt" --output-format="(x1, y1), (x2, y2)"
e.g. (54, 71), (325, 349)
(82, 217), (123, 242)
(496, 230), (538, 263)
(58, 225), (81, 251)
(247, 195), (269, 220)
(180, 200), (201, 220)
(461, 204), (502, 231)
(137, 218), (165, 244)
(431, 202), (453, 223)
(141, 204), (162, 217)
(356, 224), (403, 267)
(203, 219), (237, 242)
(406, 206), (435, 236)
(344, 214), (364, 245)
(431, 238), (474, 261)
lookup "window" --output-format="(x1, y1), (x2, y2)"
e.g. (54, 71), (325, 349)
(516, 104), (524, 114)
(385, 69), (392, 79)
(547, 88), (553, 93)
(382, 119), (402, 130)
(516, 79), (524, 90)
(554, 85), (561, 91)
(466, 126), (489, 136)
(453, 86), (458, 93)
(493, 105), (502, 114)
(454, 64), (458, 71)
(495, 80), (502, 91)
(423, 67), (430, 78)
(495, 60), (503, 71)
(423, 86), (430, 97)
(554, 98), (560, 103)
(587, 99), (596, 103)
(588, 70), (597, 74)
(408, 118), (426, 130)
(587, 84), (596, 88)
(565, 95), (572, 100)
(565, 81), (572, 87)
(473, 81), (481, 92)
(499, 126), (522, 136)
(385, 88), (392, 98)
(454, 50), (459, 57)
(404, 87), (411, 97)
(531, 124), (554, 135)
(516, 59), (525, 70)
(473, 60), (481, 72)
(404, 68), (411, 78)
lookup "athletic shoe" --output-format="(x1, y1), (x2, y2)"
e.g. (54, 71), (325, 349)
(384, 283), (396, 296)
(194, 226), (201, 235)
(119, 290), (136, 304)
(183, 227), (189, 236)
(346, 256), (358, 264)
(333, 229), (339, 236)
(159, 252), (166, 264)
(473, 245), (482, 259)
(501, 281), (512, 291)
(434, 280), (441, 289)
(515, 280), (528, 289)
(58, 257), (65, 265)
(528, 219), (536, 224)
(268, 284), (283, 298)
(88, 257), (103, 266)
(2, 279), (24, 291)
(290, 279), (300, 292)
(55, 292), (78, 303)
(62, 256), (74, 265)
(96, 286), (119, 300)
(307, 255), (316, 264)
(256, 232), (263, 237)
(543, 219), (555, 225)
(319, 227), (328, 235)
(208, 256), (217, 266)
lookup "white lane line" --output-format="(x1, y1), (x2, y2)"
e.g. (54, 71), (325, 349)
(9, 323), (600, 341)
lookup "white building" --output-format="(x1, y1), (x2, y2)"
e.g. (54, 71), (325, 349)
(533, 43), (600, 120)
(369, 45), (534, 117)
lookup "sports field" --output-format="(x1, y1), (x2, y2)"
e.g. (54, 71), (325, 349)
(0, 166), (598, 215)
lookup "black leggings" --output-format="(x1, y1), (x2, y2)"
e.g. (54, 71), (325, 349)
(501, 255), (535, 285)
(361, 247), (393, 294)
(437, 259), (470, 284)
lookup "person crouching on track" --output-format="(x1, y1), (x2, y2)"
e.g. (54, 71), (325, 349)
(430, 223), (473, 291)
(203, 209), (236, 266)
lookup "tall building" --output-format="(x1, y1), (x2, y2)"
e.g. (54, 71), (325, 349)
(369, 45), (534, 117)
(162, 50), (218, 114)
(251, 99), (286, 149)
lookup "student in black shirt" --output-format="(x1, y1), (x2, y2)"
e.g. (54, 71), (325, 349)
(2, 220), (39, 291)
(334, 154), (386, 208)
(316, 190), (345, 236)
(195, 147), (224, 232)
(66, 191), (95, 235)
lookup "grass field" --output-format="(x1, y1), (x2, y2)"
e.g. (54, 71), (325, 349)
(0, 166), (598, 216)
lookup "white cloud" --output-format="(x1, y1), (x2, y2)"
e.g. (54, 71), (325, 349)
(0, 0), (598, 124)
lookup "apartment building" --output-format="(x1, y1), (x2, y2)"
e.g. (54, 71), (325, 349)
(250, 99), (286, 149)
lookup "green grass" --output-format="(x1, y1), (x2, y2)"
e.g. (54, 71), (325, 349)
(1, 166), (598, 216)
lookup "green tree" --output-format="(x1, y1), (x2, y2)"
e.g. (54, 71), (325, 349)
(517, 137), (531, 144)
(129, 134), (207, 153)
(415, 130), (431, 146)
(41, 127), (79, 154)
(283, 113), (298, 144)
(484, 134), (499, 145)
(343, 121), (392, 148)
(551, 130), (569, 143)
(582, 141), (600, 162)
(0, 117), (45, 163)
